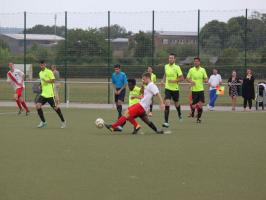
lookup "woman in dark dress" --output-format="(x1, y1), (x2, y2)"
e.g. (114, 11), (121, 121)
(242, 69), (255, 111)
(228, 70), (242, 111)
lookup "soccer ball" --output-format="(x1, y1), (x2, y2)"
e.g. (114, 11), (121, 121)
(95, 118), (104, 129)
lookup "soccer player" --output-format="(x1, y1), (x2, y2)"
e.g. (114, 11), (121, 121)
(112, 64), (128, 119)
(186, 57), (208, 123)
(147, 66), (157, 117)
(36, 61), (66, 128)
(105, 72), (165, 134)
(6, 63), (30, 115)
(161, 53), (184, 128)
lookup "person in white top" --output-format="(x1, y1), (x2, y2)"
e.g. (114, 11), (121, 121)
(105, 72), (165, 134)
(6, 63), (30, 115)
(208, 69), (222, 110)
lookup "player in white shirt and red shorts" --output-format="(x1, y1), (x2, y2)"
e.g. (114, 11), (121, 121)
(6, 63), (30, 115)
(105, 72), (165, 134)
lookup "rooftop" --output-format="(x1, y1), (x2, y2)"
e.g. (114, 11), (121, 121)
(156, 31), (197, 36)
(1, 33), (65, 41)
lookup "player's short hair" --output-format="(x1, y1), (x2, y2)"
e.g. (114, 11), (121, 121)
(169, 53), (176, 58)
(127, 79), (136, 85)
(114, 64), (120, 69)
(142, 72), (151, 79)
(194, 57), (201, 61)
(40, 60), (45, 64)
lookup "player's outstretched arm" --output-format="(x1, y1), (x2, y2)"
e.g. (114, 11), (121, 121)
(155, 92), (164, 110)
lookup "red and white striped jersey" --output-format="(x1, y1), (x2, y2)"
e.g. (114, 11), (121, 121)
(7, 69), (25, 90)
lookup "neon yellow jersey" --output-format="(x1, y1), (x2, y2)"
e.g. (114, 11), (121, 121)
(165, 64), (183, 91)
(39, 68), (55, 98)
(151, 73), (157, 83)
(187, 66), (208, 92)
(129, 86), (142, 106)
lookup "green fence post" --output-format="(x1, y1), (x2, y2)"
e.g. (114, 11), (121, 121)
(24, 11), (27, 101)
(197, 9), (200, 57)
(152, 10), (155, 67)
(64, 11), (68, 103)
(107, 11), (111, 104)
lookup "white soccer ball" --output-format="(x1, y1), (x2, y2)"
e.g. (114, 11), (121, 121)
(95, 118), (104, 129)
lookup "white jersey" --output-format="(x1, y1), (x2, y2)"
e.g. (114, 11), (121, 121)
(140, 82), (159, 111)
(7, 69), (25, 90)
(208, 74), (222, 90)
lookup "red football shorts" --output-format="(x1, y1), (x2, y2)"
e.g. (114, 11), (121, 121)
(128, 103), (145, 118)
(16, 87), (24, 97)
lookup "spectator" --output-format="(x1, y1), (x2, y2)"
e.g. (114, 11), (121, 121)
(228, 70), (241, 111)
(242, 69), (255, 111)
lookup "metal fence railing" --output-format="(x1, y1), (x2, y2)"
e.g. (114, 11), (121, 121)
(0, 10), (266, 103)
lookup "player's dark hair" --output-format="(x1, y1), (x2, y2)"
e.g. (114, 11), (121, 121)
(142, 72), (151, 79)
(194, 57), (200, 61)
(114, 64), (121, 69)
(40, 60), (45, 64)
(169, 53), (176, 57)
(127, 79), (136, 85)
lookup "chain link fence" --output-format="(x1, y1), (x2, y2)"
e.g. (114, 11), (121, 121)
(0, 10), (265, 104)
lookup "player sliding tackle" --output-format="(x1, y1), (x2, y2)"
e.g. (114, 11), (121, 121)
(6, 63), (30, 115)
(105, 72), (165, 134)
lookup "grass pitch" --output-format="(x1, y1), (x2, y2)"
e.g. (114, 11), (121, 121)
(0, 107), (266, 200)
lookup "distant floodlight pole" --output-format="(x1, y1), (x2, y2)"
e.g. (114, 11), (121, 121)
(107, 11), (111, 104)
(197, 9), (200, 57)
(152, 10), (155, 67)
(244, 8), (248, 69)
(24, 11), (27, 100)
(64, 11), (68, 104)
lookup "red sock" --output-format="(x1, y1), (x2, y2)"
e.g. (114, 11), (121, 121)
(128, 116), (139, 128)
(21, 101), (29, 112)
(112, 116), (127, 129)
(16, 99), (22, 109)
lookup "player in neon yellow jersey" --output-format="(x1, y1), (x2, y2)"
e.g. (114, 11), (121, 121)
(186, 57), (208, 123)
(147, 66), (157, 117)
(36, 61), (66, 128)
(161, 53), (184, 128)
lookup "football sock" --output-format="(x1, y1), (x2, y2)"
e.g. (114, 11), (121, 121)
(37, 108), (45, 122)
(112, 116), (127, 129)
(55, 108), (65, 122)
(16, 99), (22, 109)
(21, 101), (29, 112)
(147, 121), (158, 132)
(197, 108), (203, 119)
(176, 105), (182, 118)
(128, 116), (139, 128)
(150, 104), (153, 112)
(164, 106), (170, 123)
(191, 107), (195, 116)
(116, 105), (122, 118)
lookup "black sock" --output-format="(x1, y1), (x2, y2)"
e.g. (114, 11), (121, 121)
(191, 107), (195, 117)
(37, 108), (45, 122)
(150, 104), (153, 112)
(164, 106), (170, 123)
(148, 121), (158, 132)
(55, 108), (65, 122)
(197, 108), (203, 119)
(117, 105), (122, 118)
(176, 105), (182, 118)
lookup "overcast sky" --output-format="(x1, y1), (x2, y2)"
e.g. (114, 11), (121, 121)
(0, 0), (265, 32)
(1, 0), (266, 13)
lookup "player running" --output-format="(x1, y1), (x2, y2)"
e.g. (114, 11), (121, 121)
(6, 63), (30, 115)
(161, 53), (184, 128)
(105, 72), (165, 134)
(186, 57), (208, 123)
(36, 61), (66, 128)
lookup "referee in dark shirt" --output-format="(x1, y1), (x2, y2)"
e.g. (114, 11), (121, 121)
(112, 64), (128, 119)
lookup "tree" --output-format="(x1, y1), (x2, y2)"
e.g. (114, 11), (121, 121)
(26, 24), (65, 37)
(133, 31), (152, 63)
(98, 24), (132, 38)
(218, 48), (239, 65)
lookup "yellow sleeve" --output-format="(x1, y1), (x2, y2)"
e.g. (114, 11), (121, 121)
(186, 69), (191, 79)
(177, 66), (183, 77)
(203, 69), (208, 79)
(48, 70), (55, 80)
